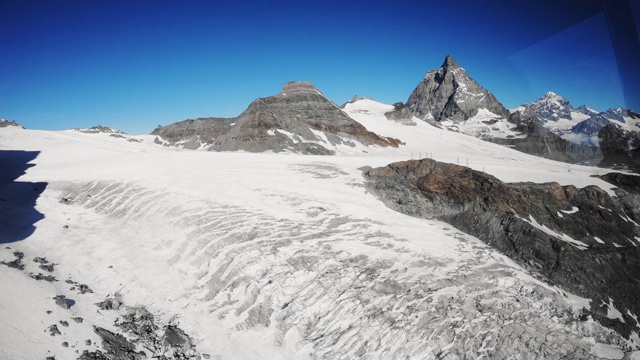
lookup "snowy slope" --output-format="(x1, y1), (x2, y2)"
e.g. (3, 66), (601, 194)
(1, 114), (639, 359)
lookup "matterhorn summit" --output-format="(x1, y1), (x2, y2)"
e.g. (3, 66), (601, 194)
(406, 55), (510, 122)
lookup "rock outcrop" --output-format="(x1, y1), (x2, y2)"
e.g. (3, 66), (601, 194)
(0, 119), (24, 129)
(384, 102), (416, 125)
(489, 111), (575, 163)
(599, 124), (640, 168)
(406, 55), (509, 122)
(152, 82), (402, 154)
(364, 158), (640, 338)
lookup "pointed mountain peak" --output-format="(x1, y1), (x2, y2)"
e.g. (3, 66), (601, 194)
(407, 56), (509, 122)
(534, 91), (571, 106)
(524, 91), (572, 122)
(541, 91), (562, 99)
(441, 55), (460, 69)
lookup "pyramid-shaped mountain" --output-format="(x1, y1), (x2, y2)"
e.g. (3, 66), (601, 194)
(406, 55), (509, 122)
(522, 91), (573, 122)
(152, 82), (401, 154)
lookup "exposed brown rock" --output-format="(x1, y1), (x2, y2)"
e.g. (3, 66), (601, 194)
(365, 158), (640, 338)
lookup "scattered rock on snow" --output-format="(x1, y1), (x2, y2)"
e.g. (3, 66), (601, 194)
(0, 251), (26, 270)
(95, 293), (122, 310)
(53, 295), (74, 309)
(48, 324), (61, 336)
(29, 272), (57, 282)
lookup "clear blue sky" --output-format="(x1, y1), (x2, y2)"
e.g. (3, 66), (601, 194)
(2, 0), (637, 134)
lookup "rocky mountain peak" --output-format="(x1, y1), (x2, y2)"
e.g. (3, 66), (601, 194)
(152, 81), (402, 154)
(441, 55), (460, 69)
(575, 104), (598, 116)
(407, 56), (509, 122)
(524, 91), (572, 122)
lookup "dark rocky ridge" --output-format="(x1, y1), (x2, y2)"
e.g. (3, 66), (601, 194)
(152, 82), (402, 154)
(489, 111), (575, 163)
(0, 119), (23, 128)
(406, 55), (510, 122)
(364, 158), (640, 338)
(599, 124), (640, 168)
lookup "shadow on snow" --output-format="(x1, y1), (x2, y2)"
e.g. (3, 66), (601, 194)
(0, 150), (47, 244)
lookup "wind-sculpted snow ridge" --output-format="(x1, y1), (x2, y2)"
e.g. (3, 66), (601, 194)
(38, 176), (638, 359)
(364, 158), (640, 347)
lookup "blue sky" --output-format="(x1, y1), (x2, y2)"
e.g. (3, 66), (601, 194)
(1, 0), (637, 134)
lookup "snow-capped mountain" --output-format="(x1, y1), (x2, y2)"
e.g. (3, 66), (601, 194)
(152, 81), (401, 155)
(406, 55), (510, 124)
(515, 92), (640, 166)
(523, 91), (573, 122)
(575, 104), (599, 117)
(519, 92), (592, 135)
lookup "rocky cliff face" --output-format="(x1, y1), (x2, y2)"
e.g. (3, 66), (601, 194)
(406, 55), (510, 122)
(364, 159), (640, 339)
(489, 111), (574, 162)
(599, 124), (640, 167)
(152, 82), (401, 154)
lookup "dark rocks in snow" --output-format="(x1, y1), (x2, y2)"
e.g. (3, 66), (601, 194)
(364, 158), (640, 338)
(0, 251), (26, 270)
(29, 272), (57, 282)
(95, 293), (122, 310)
(78, 350), (110, 360)
(161, 325), (197, 356)
(33, 256), (57, 273)
(384, 102), (416, 126)
(59, 197), (73, 204)
(73, 317), (84, 324)
(114, 307), (158, 344)
(85, 339), (92, 346)
(53, 295), (74, 309)
(60, 320), (69, 327)
(48, 324), (61, 336)
(61, 342), (69, 348)
(33, 256), (49, 264)
(93, 326), (143, 360)
(39, 263), (55, 272)
(66, 279), (93, 294)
